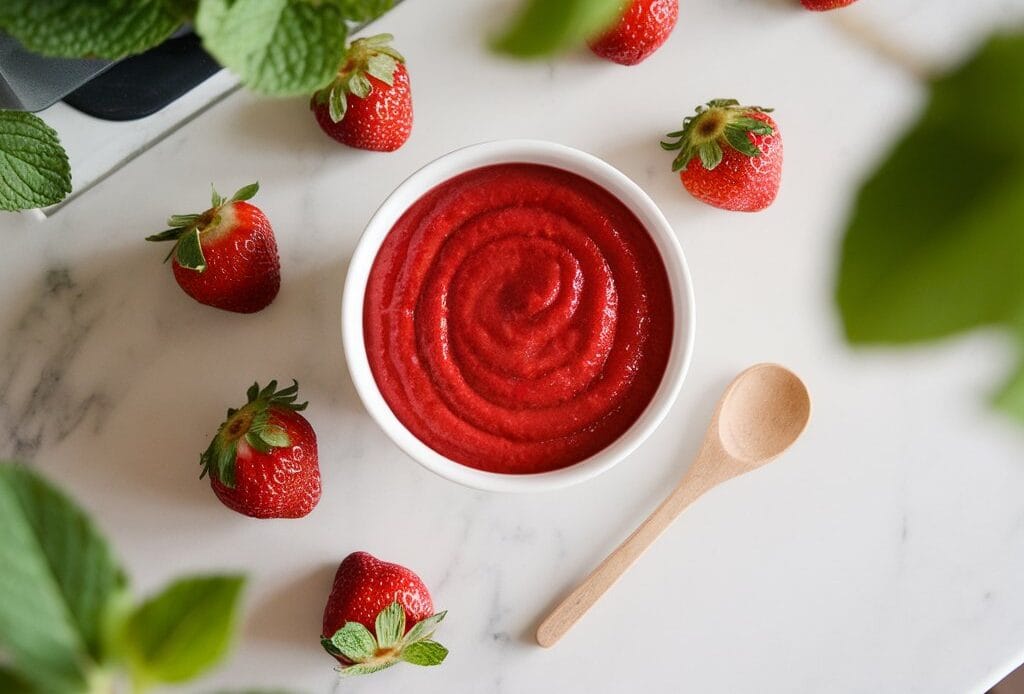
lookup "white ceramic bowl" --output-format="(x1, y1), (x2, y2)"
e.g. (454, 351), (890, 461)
(342, 140), (695, 492)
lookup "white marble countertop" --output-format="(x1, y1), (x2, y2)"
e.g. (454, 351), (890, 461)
(5, 1), (1024, 692)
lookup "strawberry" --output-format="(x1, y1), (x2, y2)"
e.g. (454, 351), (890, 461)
(589, 0), (678, 66)
(200, 380), (320, 519)
(146, 182), (279, 313)
(321, 552), (448, 677)
(661, 99), (782, 212)
(801, 0), (857, 9)
(311, 34), (412, 152)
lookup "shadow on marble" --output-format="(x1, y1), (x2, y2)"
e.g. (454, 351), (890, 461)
(245, 560), (338, 647)
(517, 370), (732, 647)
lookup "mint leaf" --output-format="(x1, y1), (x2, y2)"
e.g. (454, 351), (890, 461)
(195, 0), (349, 96)
(119, 574), (246, 684)
(374, 602), (405, 649)
(0, 0), (188, 60)
(835, 33), (1024, 418)
(327, 622), (377, 662)
(0, 111), (71, 212)
(0, 464), (127, 692)
(492, 0), (622, 58)
(337, 0), (394, 23)
(400, 640), (448, 666)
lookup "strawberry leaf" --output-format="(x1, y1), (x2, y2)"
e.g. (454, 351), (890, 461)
(374, 602), (405, 649)
(195, 0), (349, 96)
(328, 623), (377, 663)
(400, 640), (448, 666)
(230, 182), (260, 203)
(0, 111), (71, 212)
(337, 660), (398, 677)
(402, 610), (446, 645)
(174, 228), (207, 272)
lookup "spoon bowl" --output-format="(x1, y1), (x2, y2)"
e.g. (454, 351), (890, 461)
(716, 363), (811, 466)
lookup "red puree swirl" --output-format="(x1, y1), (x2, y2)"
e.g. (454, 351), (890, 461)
(364, 164), (673, 474)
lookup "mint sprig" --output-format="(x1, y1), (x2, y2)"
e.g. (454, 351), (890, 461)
(0, 111), (71, 212)
(322, 601), (449, 677)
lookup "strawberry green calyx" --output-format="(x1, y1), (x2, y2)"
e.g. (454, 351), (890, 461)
(200, 380), (308, 488)
(311, 34), (405, 124)
(661, 99), (775, 172)
(321, 602), (449, 677)
(145, 182), (260, 273)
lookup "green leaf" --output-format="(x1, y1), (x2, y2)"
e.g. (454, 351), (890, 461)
(374, 602), (405, 649)
(492, 0), (622, 58)
(119, 574), (246, 685)
(400, 640), (448, 666)
(329, 84), (348, 123)
(327, 622), (377, 663)
(0, 0), (189, 60)
(230, 182), (260, 203)
(0, 111), (71, 211)
(723, 125), (762, 158)
(0, 464), (127, 692)
(257, 425), (290, 449)
(336, 0), (394, 23)
(175, 228), (207, 272)
(836, 33), (1024, 345)
(167, 213), (201, 227)
(0, 664), (40, 693)
(366, 54), (398, 85)
(195, 0), (349, 96)
(337, 660), (398, 677)
(402, 610), (446, 645)
(697, 141), (723, 170)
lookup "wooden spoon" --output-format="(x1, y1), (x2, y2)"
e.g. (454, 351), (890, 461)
(536, 363), (811, 648)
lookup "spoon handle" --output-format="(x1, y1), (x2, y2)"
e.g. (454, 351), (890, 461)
(536, 445), (730, 648)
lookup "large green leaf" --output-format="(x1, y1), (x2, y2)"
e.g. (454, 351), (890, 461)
(120, 574), (246, 685)
(0, 465), (127, 692)
(835, 33), (1024, 418)
(492, 0), (622, 58)
(195, 0), (348, 95)
(337, 0), (394, 24)
(0, 0), (190, 60)
(0, 111), (71, 212)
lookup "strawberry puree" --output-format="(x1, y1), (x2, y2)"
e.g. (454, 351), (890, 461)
(364, 164), (673, 474)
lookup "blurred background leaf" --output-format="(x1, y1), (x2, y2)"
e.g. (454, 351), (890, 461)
(492, 0), (621, 58)
(835, 32), (1024, 420)
(0, 464), (127, 693)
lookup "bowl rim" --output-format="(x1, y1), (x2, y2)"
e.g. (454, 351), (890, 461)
(341, 139), (696, 492)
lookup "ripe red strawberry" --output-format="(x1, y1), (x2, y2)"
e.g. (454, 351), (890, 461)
(311, 34), (412, 152)
(801, 0), (857, 9)
(200, 380), (320, 519)
(661, 99), (782, 212)
(321, 552), (448, 677)
(589, 0), (678, 65)
(146, 182), (279, 313)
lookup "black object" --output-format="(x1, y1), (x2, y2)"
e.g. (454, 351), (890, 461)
(63, 31), (221, 121)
